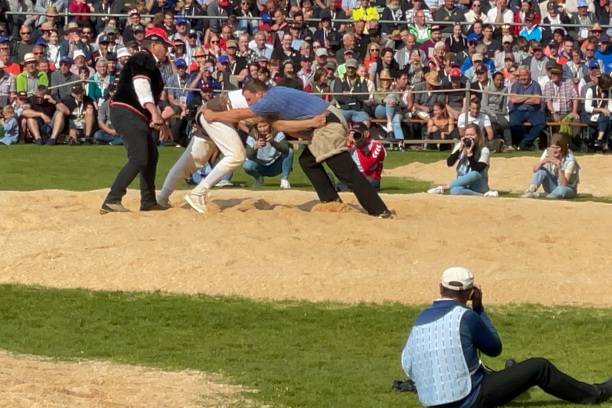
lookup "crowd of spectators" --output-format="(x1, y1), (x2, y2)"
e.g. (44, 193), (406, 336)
(0, 0), (610, 192)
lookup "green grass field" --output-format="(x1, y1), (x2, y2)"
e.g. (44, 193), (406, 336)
(0, 145), (610, 407)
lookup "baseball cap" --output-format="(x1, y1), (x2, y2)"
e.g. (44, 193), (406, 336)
(23, 52), (37, 63)
(324, 60), (337, 70)
(315, 47), (328, 57)
(0, 36), (9, 44)
(217, 54), (229, 64)
(344, 48), (355, 55)
(133, 24), (145, 33)
(59, 56), (73, 64)
(600, 33), (610, 43)
(175, 58), (187, 68)
(587, 59), (601, 70)
(99, 35), (110, 44)
(472, 53), (483, 62)
(431, 25), (441, 32)
(502, 34), (513, 44)
(450, 67), (461, 78)
(577, 0), (587, 7)
(226, 39), (237, 48)
(34, 38), (47, 47)
(145, 27), (174, 47)
(175, 17), (187, 25)
(128, 8), (140, 16)
(441, 267), (474, 291)
(345, 58), (358, 68)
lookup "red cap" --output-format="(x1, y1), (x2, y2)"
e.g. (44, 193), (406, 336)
(450, 67), (462, 78)
(145, 27), (174, 47)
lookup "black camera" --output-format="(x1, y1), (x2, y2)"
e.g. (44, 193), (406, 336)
(463, 138), (472, 148)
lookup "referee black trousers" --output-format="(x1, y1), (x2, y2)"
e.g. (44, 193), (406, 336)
(105, 106), (159, 207)
(299, 148), (388, 216)
(473, 358), (604, 407)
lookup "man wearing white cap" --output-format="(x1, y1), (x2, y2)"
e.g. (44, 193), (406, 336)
(401, 266), (612, 408)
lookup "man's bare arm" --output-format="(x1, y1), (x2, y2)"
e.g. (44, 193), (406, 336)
(203, 108), (256, 123)
(271, 112), (328, 134)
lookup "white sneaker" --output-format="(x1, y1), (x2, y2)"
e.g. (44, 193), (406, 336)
(382, 122), (393, 133)
(521, 191), (537, 198)
(280, 178), (291, 189)
(427, 186), (445, 194)
(184, 190), (209, 214)
(215, 179), (234, 188)
(483, 190), (499, 197)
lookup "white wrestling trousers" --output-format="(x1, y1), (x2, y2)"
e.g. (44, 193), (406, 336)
(191, 116), (246, 196)
(158, 136), (217, 204)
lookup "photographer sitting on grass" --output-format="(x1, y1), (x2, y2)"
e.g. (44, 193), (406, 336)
(427, 123), (497, 197)
(522, 133), (580, 199)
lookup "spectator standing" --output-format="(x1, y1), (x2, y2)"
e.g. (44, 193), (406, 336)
(243, 121), (293, 189)
(523, 133), (580, 199)
(509, 65), (545, 150)
(401, 266), (612, 408)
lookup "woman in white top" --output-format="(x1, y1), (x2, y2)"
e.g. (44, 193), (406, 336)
(46, 30), (61, 66)
(428, 124), (493, 196)
(582, 74), (612, 149)
(522, 133), (580, 199)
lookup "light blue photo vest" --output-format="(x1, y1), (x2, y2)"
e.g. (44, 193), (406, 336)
(402, 306), (472, 407)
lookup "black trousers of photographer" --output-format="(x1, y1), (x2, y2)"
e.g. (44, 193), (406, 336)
(472, 358), (604, 407)
(104, 106), (159, 207)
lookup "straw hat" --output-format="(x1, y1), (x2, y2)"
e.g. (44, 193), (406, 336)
(425, 71), (441, 87)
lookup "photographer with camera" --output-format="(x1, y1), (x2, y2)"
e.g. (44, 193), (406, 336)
(338, 124), (385, 192)
(401, 266), (612, 408)
(427, 123), (496, 196)
(243, 121), (294, 189)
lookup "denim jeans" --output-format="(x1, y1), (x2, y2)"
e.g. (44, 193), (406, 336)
(449, 170), (489, 196)
(94, 129), (123, 145)
(374, 104), (405, 140)
(243, 149), (294, 180)
(510, 110), (545, 148)
(341, 109), (370, 124)
(531, 168), (577, 199)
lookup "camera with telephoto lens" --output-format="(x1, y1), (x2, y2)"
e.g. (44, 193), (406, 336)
(352, 130), (365, 145)
(463, 138), (472, 148)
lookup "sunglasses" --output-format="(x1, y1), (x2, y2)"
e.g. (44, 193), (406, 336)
(195, 55), (206, 58)
(211, 40), (219, 43)
(20, 31), (31, 35)
(370, 48), (379, 52)
(33, 52), (44, 55)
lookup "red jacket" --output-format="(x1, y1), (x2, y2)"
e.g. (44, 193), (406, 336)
(351, 139), (385, 181)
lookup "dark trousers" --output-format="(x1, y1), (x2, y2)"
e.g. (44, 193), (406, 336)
(473, 358), (602, 407)
(298, 148), (388, 216)
(105, 106), (159, 206)
(510, 110), (546, 148)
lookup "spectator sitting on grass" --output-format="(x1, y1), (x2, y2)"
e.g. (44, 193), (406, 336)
(522, 133), (580, 199)
(401, 266), (612, 408)
(0, 105), (19, 145)
(243, 121), (293, 189)
(427, 124), (497, 197)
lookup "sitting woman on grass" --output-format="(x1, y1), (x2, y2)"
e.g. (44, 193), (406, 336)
(522, 133), (580, 199)
(427, 123), (497, 196)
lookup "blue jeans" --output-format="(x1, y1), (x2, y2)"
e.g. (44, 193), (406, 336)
(510, 110), (545, 148)
(531, 168), (577, 199)
(243, 149), (294, 180)
(94, 129), (123, 145)
(374, 104), (405, 140)
(449, 170), (489, 196)
(341, 109), (370, 124)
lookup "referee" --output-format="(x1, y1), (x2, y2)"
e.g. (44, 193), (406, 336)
(100, 27), (174, 214)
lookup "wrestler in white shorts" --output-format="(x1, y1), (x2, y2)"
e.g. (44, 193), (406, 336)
(157, 90), (248, 213)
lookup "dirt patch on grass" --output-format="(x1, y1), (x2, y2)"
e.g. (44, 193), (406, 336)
(0, 350), (253, 408)
(1, 188), (611, 307)
(385, 154), (612, 196)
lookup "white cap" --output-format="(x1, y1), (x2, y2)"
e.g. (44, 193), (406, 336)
(116, 47), (131, 59)
(441, 267), (474, 291)
(73, 49), (86, 59)
(23, 53), (37, 63)
(315, 47), (328, 57)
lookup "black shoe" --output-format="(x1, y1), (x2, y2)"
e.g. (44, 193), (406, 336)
(504, 359), (518, 369)
(46, 138), (56, 145)
(595, 378), (612, 403)
(100, 202), (130, 214)
(33, 138), (43, 145)
(140, 203), (170, 211)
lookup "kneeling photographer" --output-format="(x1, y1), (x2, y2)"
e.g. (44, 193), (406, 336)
(427, 123), (495, 196)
